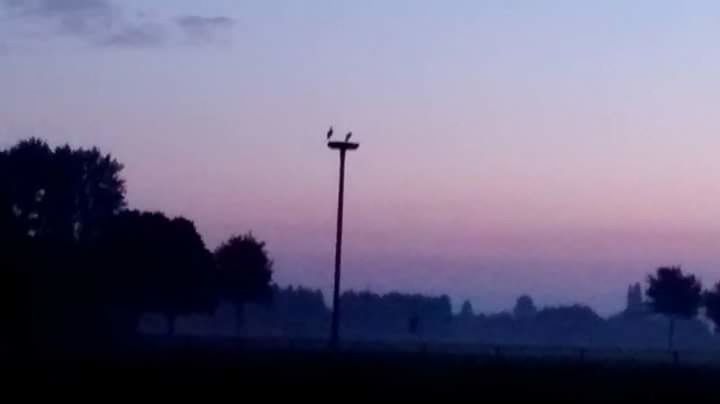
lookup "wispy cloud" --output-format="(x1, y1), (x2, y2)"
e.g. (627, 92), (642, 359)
(100, 23), (166, 48)
(177, 16), (235, 44)
(1, 0), (234, 48)
(3, 0), (113, 19)
(2, 0), (119, 39)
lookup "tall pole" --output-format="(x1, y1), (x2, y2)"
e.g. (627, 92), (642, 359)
(327, 138), (359, 350)
(331, 150), (346, 349)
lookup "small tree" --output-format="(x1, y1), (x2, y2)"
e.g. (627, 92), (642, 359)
(513, 295), (537, 319)
(703, 282), (720, 333)
(625, 282), (645, 316)
(214, 233), (273, 331)
(459, 300), (474, 318)
(646, 267), (702, 350)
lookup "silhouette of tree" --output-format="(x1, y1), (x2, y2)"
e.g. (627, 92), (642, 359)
(214, 233), (273, 303)
(513, 295), (537, 319)
(96, 211), (215, 335)
(339, 291), (452, 338)
(274, 285), (327, 318)
(0, 139), (53, 238)
(0, 138), (125, 243)
(459, 300), (474, 318)
(0, 139), (126, 348)
(0, 148), (18, 238)
(214, 233), (273, 331)
(535, 305), (601, 329)
(0, 145), (25, 263)
(48, 144), (125, 242)
(624, 283), (645, 316)
(703, 282), (720, 333)
(270, 286), (329, 337)
(646, 267), (702, 350)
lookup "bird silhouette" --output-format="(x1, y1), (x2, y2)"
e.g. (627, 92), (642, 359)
(345, 132), (352, 142)
(327, 126), (334, 140)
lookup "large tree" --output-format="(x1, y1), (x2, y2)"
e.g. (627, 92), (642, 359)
(646, 267), (702, 350)
(0, 139), (53, 239)
(0, 138), (125, 243)
(48, 144), (126, 242)
(97, 211), (216, 335)
(214, 233), (273, 330)
(0, 139), (125, 347)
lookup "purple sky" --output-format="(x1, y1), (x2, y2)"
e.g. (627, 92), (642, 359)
(3, 1), (720, 314)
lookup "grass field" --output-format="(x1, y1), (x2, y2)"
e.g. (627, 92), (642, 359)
(6, 338), (720, 400)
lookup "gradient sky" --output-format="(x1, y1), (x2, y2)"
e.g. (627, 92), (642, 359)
(3, 1), (720, 315)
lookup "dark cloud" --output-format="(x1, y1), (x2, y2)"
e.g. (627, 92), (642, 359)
(100, 23), (165, 48)
(177, 15), (235, 44)
(2, 0), (116, 37)
(1, 1), (235, 48)
(3, 0), (112, 16)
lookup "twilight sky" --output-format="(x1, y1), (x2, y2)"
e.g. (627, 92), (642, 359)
(3, 0), (720, 314)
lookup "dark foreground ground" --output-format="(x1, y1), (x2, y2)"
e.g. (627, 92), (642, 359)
(5, 340), (720, 401)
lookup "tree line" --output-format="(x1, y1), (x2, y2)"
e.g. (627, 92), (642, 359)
(4, 138), (720, 353)
(200, 282), (717, 352)
(0, 138), (273, 350)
